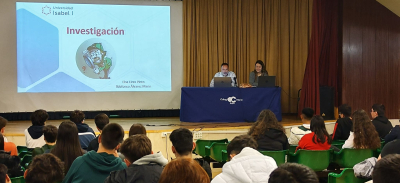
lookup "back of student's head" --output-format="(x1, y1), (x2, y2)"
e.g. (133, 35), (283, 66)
(338, 104), (352, 117)
(25, 153), (64, 183)
(128, 124), (146, 136)
(50, 121), (83, 173)
(70, 110), (85, 124)
(0, 117), (7, 130)
(30, 109), (48, 126)
(0, 164), (7, 183)
(169, 128), (193, 156)
(158, 158), (210, 183)
(227, 135), (257, 157)
(352, 109), (381, 149)
(301, 108), (314, 120)
(43, 125), (57, 143)
(100, 123), (124, 150)
(269, 163), (319, 183)
(373, 154), (400, 183)
(372, 104), (385, 117)
(249, 109), (284, 140)
(94, 113), (109, 131)
(120, 134), (151, 163)
(310, 115), (331, 144)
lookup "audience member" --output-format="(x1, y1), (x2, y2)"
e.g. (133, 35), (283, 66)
(370, 104), (393, 139)
(24, 109), (48, 148)
(105, 134), (168, 183)
(268, 163), (319, 183)
(342, 110), (381, 149)
(24, 153), (64, 183)
(332, 104), (353, 140)
(288, 108), (314, 144)
(63, 123), (126, 183)
(169, 128), (212, 179)
(87, 113), (109, 152)
(379, 139), (400, 159)
(32, 125), (57, 158)
(0, 117), (17, 156)
(210, 63), (237, 87)
(128, 124), (147, 136)
(0, 132), (23, 178)
(384, 109), (400, 143)
(296, 115), (331, 151)
(158, 158), (210, 183)
(248, 109), (289, 151)
(249, 60), (269, 86)
(50, 121), (84, 173)
(212, 135), (277, 183)
(0, 164), (11, 183)
(372, 154), (400, 183)
(70, 110), (95, 150)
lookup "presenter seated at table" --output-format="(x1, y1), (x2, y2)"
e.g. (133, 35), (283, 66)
(249, 60), (269, 87)
(210, 63), (237, 87)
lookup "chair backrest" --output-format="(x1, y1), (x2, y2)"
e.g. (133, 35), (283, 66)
(18, 151), (32, 159)
(288, 149), (331, 171)
(206, 142), (228, 163)
(288, 145), (297, 154)
(194, 139), (229, 157)
(328, 168), (368, 183)
(333, 149), (374, 168)
(20, 154), (33, 169)
(331, 140), (346, 149)
(17, 146), (28, 154)
(10, 176), (25, 183)
(259, 150), (287, 166)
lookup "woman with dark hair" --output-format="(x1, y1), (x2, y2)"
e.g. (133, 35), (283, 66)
(158, 158), (209, 183)
(50, 121), (84, 173)
(248, 110), (288, 151)
(249, 60), (268, 86)
(0, 132), (23, 178)
(343, 110), (381, 149)
(296, 115), (331, 151)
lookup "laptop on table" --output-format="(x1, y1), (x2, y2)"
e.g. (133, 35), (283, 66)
(214, 77), (233, 87)
(258, 76), (276, 87)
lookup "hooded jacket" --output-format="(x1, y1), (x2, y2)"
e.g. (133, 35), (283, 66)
(211, 147), (277, 183)
(105, 152), (168, 183)
(332, 117), (353, 141)
(372, 116), (393, 139)
(62, 151), (126, 183)
(24, 126), (46, 148)
(75, 123), (96, 150)
(256, 128), (289, 151)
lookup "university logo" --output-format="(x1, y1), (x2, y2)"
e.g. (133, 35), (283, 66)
(42, 5), (51, 15)
(220, 96), (243, 104)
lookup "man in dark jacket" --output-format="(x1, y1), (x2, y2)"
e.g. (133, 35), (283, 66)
(371, 104), (393, 139)
(332, 104), (353, 141)
(70, 110), (96, 150)
(105, 134), (167, 183)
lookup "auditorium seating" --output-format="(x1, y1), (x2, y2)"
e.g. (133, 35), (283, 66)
(333, 149), (374, 168)
(20, 154), (32, 169)
(205, 142), (229, 163)
(328, 168), (368, 183)
(16, 146), (28, 153)
(193, 139), (229, 158)
(288, 149), (332, 171)
(10, 176), (25, 183)
(18, 151), (31, 159)
(259, 150), (287, 166)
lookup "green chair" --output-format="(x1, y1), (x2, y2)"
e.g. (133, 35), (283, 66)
(288, 145), (298, 154)
(10, 176), (25, 183)
(333, 149), (374, 168)
(18, 151), (32, 159)
(288, 149), (332, 171)
(193, 139), (229, 158)
(20, 154), (33, 169)
(331, 140), (346, 149)
(259, 150), (287, 166)
(328, 168), (368, 183)
(17, 146), (28, 154)
(205, 142), (229, 163)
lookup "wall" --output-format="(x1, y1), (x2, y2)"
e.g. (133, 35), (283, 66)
(342, 0), (400, 118)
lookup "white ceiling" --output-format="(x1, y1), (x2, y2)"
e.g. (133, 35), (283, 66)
(377, 0), (400, 17)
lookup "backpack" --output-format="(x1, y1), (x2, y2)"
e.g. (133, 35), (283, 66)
(353, 157), (377, 179)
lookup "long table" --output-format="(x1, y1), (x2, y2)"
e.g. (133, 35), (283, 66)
(180, 87), (282, 122)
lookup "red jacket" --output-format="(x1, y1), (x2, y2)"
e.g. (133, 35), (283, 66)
(296, 132), (331, 152)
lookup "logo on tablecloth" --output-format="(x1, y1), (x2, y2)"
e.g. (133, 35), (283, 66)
(220, 96), (243, 104)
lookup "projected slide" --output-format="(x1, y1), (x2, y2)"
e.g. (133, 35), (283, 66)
(16, 2), (171, 92)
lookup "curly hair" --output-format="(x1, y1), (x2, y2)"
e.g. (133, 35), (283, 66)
(248, 109), (285, 139)
(352, 109), (381, 149)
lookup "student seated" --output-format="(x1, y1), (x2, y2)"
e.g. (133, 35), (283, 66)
(87, 113), (109, 152)
(371, 104), (393, 139)
(212, 135), (277, 183)
(24, 153), (64, 183)
(0, 117), (17, 156)
(384, 109), (400, 143)
(50, 121), (84, 173)
(32, 125), (57, 158)
(288, 108), (314, 145)
(248, 109), (289, 151)
(342, 109), (381, 149)
(158, 158), (210, 183)
(378, 139), (400, 160)
(331, 104), (353, 141)
(24, 109), (48, 148)
(169, 128), (212, 179)
(128, 124), (147, 136)
(70, 110), (95, 150)
(296, 115), (331, 151)
(0, 132), (23, 178)
(268, 163), (319, 183)
(0, 164), (11, 183)
(63, 123), (126, 183)
(105, 134), (168, 183)
(373, 154), (400, 183)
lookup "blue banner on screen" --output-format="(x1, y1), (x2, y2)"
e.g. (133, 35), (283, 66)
(16, 2), (171, 92)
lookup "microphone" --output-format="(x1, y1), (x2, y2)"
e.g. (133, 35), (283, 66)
(234, 77), (237, 87)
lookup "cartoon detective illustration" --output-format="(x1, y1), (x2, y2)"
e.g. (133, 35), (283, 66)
(82, 43), (112, 79)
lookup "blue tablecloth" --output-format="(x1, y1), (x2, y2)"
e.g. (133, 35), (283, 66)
(180, 87), (282, 122)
